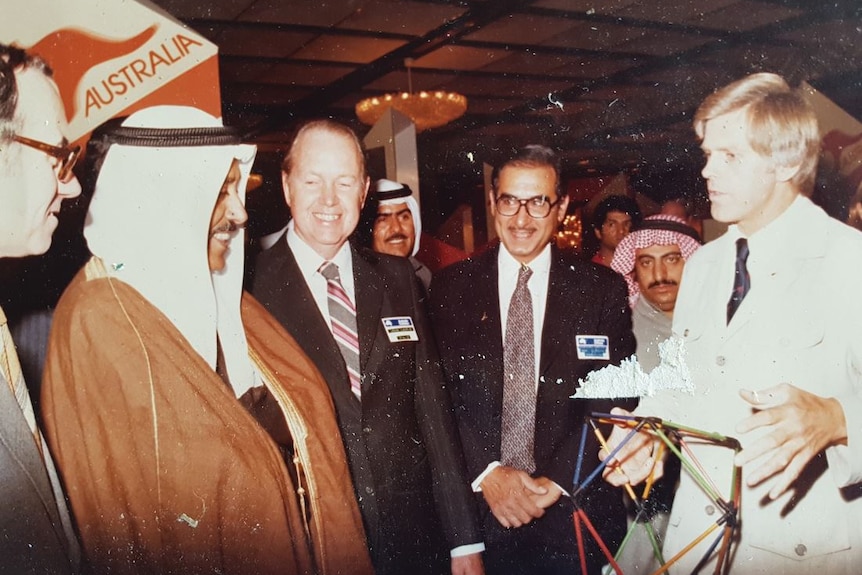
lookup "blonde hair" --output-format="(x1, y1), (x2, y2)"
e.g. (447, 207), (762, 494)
(694, 73), (820, 193)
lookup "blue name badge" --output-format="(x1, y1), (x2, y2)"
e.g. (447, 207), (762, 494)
(576, 335), (610, 361)
(382, 316), (419, 342)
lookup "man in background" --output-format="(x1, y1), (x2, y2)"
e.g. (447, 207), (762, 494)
(590, 195), (642, 266)
(429, 145), (635, 574)
(0, 42), (81, 575)
(250, 119), (483, 575)
(608, 213), (700, 574)
(42, 107), (370, 575)
(356, 178), (432, 290)
(610, 213), (701, 371)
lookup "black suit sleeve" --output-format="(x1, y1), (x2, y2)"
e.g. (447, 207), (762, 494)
(397, 259), (484, 550)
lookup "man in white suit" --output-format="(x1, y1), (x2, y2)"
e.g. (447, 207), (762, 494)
(604, 73), (862, 573)
(0, 43), (82, 573)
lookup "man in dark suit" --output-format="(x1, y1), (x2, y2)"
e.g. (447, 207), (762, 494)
(428, 145), (636, 575)
(0, 43), (82, 574)
(249, 119), (483, 575)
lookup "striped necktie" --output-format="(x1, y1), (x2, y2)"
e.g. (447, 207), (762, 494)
(0, 306), (41, 444)
(501, 265), (536, 473)
(319, 261), (362, 399)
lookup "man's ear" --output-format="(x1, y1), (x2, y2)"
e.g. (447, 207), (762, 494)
(360, 176), (370, 208)
(281, 171), (291, 207)
(775, 162), (800, 184)
(556, 195), (570, 223)
(594, 227), (602, 241)
(488, 190), (497, 216)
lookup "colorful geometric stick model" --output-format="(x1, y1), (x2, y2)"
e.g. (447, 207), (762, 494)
(571, 412), (742, 575)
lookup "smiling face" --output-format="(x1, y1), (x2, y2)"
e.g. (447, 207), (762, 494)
(0, 69), (81, 257)
(700, 106), (797, 235)
(491, 164), (568, 265)
(208, 159), (246, 272)
(282, 126), (369, 260)
(634, 243), (685, 314)
(372, 201), (415, 257)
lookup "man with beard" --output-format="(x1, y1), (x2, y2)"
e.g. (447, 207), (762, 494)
(357, 178), (432, 290)
(610, 214), (701, 371)
(41, 106), (371, 575)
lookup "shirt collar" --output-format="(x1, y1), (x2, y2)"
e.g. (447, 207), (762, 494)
(727, 194), (809, 261)
(286, 219), (354, 279)
(498, 241), (552, 277)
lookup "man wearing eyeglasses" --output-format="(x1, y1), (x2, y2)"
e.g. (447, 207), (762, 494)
(0, 43), (81, 574)
(428, 145), (635, 574)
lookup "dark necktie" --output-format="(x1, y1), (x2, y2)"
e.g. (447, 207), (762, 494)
(319, 261), (362, 399)
(501, 265), (536, 473)
(726, 238), (751, 324)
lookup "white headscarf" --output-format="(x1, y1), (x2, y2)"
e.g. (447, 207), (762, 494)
(84, 105), (257, 396)
(373, 178), (422, 257)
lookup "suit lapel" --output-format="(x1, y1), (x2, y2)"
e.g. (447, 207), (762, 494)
(351, 247), (384, 374)
(539, 249), (569, 377)
(265, 241), (351, 392)
(0, 374), (61, 529)
(481, 253), (503, 375)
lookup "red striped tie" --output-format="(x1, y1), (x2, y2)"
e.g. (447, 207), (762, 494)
(319, 262), (362, 399)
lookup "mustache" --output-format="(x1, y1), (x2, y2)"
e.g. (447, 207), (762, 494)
(647, 279), (678, 289)
(210, 222), (242, 236)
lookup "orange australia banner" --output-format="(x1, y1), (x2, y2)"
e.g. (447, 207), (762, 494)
(0, 0), (221, 143)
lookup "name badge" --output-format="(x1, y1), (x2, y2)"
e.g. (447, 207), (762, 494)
(382, 316), (419, 342)
(576, 335), (610, 360)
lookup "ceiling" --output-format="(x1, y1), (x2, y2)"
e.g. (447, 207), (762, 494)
(149, 0), (862, 208)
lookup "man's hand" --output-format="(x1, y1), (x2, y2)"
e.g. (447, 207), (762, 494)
(451, 552), (484, 575)
(600, 407), (664, 487)
(480, 465), (547, 528)
(527, 476), (563, 510)
(735, 383), (847, 500)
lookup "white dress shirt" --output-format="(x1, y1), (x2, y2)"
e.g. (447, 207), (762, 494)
(473, 242), (556, 491)
(286, 220), (356, 322)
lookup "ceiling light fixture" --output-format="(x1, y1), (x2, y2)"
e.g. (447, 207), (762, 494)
(355, 58), (467, 132)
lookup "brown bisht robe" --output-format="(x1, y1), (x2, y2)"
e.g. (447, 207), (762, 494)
(42, 258), (372, 575)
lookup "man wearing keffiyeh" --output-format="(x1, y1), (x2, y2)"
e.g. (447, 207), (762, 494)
(608, 214), (700, 575)
(610, 214), (701, 372)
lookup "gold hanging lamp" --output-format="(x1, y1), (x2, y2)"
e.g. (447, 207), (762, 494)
(355, 58), (467, 132)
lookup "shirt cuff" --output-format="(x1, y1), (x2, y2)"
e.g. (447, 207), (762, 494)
(451, 543), (485, 558)
(471, 461), (501, 492)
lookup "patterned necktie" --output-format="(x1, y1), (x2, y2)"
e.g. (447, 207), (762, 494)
(501, 265), (536, 473)
(0, 307), (41, 445)
(319, 262), (362, 399)
(726, 238), (751, 324)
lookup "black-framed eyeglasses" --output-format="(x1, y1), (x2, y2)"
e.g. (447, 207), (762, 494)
(12, 135), (81, 183)
(494, 194), (560, 219)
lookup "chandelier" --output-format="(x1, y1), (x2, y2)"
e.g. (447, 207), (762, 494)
(355, 59), (467, 132)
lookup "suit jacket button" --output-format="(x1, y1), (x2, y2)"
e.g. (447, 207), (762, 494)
(715, 356), (726, 366)
(795, 544), (807, 557)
